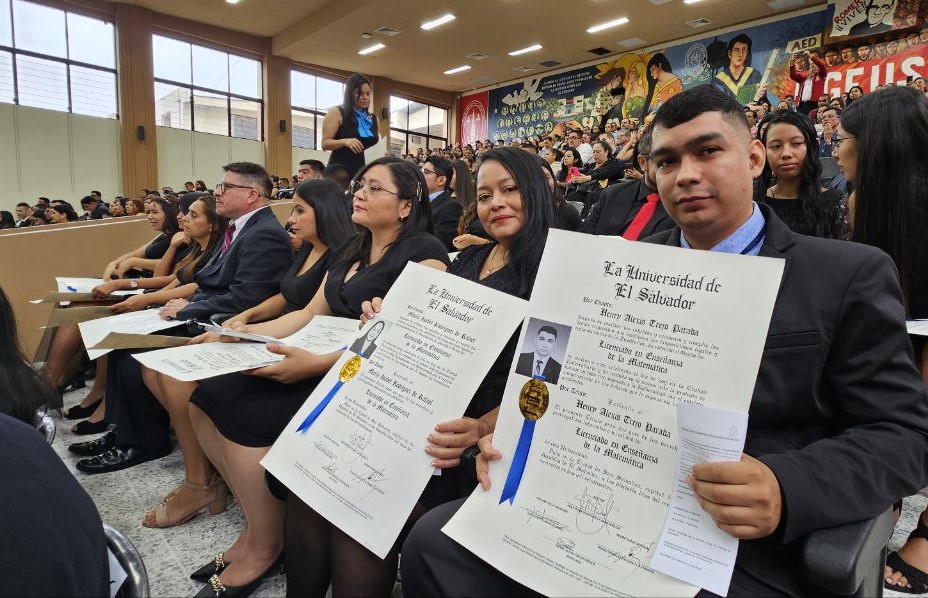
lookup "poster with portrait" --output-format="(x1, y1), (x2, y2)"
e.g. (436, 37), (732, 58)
(827, 0), (920, 39)
(461, 10), (828, 145)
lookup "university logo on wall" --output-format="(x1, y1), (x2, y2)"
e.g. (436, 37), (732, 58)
(460, 92), (488, 146)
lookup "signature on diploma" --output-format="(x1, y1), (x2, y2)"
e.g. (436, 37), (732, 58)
(323, 461), (339, 475)
(571, 486), (619, 535)
(597, 541), (656, 577)
(348, 464), (390, 499)
(520, 504), (569, 531)
(341, 430), (373, 464)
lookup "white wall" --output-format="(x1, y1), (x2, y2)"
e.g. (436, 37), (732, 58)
(0, 103), (121, 212)
(291, 147), (330, 179)
(156, 126), (265, 190)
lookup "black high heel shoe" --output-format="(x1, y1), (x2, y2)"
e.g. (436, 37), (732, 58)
(71, 419), (110, 435)
(193, 555), (284, 597)
(190, 552), (229, 582)
(63, 397), (102, 420)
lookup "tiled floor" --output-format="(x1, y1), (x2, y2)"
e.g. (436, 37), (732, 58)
(54, 386), (286, 597)
(54, 384), (928, 597)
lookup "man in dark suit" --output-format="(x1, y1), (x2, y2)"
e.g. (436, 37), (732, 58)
(422, 156), (462, 250)
(579, 128), (675, 239)
(399, 86), (928, 598)
(514, 325), (562, 384)
(74, 162), (294, 474)
(14, 202), (31, 227)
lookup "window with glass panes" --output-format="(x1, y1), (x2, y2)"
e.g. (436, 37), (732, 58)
(152, 34), (262, 140)
(0, 0), (117, 118)
(291, 70), (344, 150)
(389, 96), (447, 156)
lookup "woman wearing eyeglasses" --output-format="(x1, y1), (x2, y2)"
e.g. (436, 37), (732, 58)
(839, 87), (928, 594)
(177, 158), (450, 597)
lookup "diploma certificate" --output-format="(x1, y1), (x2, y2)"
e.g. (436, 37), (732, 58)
(443, 229), (784, 596)
(78, 309), (181, 360)
(262, 262), (528, 558)
(134, 316), (361, 381)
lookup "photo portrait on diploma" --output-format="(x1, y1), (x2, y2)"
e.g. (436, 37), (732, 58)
(514, 317), (572, 384)
(348, 318), (390, 359)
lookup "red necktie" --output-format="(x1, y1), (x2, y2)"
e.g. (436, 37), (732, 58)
(220, 222), (236, 254)
(622, 193), (660, 241)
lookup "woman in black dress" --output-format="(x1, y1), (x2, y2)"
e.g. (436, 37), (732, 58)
(138, 179), (355, 529)
(321, 73), (380, 179)
(182, 158), (449, 597)
(352, 148), (558, 598)
(842, 87), (928, 593)
(758, 110), (847, 239)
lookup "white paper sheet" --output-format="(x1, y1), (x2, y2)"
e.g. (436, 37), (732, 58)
(442, 229), (784, 597)
(133, 316), (361, 381)
(364, 135), (388, 164)
(261, 262), (528, 558)
(651, 404), (748, 596)
(908, 319), (928, 337)
(78, 310), (180, 360)
(56, 277), (141, 296)
(106, 547), (128, 598)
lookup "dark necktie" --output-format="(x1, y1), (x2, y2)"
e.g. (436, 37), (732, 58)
(221, 222), (236, 255)
(535, 360), (542, 376)
(622, 193), (660, 241)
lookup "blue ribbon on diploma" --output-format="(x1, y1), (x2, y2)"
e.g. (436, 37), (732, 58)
(295, 355), (363, 434)
(499, 377), (550, 505)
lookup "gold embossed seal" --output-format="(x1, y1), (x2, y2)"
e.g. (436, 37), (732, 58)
(339, 355), (363, 382)
(518, 379), (549, 421)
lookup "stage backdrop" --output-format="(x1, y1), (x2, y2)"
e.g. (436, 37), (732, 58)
(460, 5), (928, 144)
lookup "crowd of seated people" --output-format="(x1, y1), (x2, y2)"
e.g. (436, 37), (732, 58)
(7, 69), (928, 597)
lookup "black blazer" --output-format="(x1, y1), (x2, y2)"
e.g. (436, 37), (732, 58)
(178, 207), (293, 321)
(644, 204), (928, 595)
(515, 352), (562, 384)
(579, 179), (674, 237)
(430, 190), (463, 251)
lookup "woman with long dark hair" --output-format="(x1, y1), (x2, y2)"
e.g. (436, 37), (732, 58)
(49, 196), (227, 435)
(135, 179), (356, 534)
(843, 87), (928, 594)
(758, 110), (847, 238)
(154, 158), (449, 596)
(643, 52), (683, 114)
(321, 73), (380, 178)
(567, 139), (624, 219)
(452, 158), (493, 250)
(100, 198), (181, 279)
(47, 204), (79, 223)
(0, 285), (57, 423)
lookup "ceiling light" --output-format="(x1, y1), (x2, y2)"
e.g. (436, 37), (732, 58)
(444, 65), (471, 75)
(358, 43), (385, 55)
(586, 17), (629, 33)
(683, 0), (703, 4)
(422, 14), (456, 30)
(225, 0), (240, 3)
(509, 44), (543, 56)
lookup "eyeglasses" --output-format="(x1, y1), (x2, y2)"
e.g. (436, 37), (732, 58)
(215, 182), (257, 194)
(421, 168), (437, 177)
(349, 180), (404, 199)
(833, 135), (856, 148)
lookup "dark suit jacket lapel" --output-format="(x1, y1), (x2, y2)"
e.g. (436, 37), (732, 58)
(618, 180), (654, 232)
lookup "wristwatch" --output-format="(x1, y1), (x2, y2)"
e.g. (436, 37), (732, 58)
(128, 279), (138, 289)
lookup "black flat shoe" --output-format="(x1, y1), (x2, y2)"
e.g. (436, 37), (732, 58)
(63, 397), (103, 420)
(76, 443), (171, 475)
(71, 419), (110, 436)
(68, 431), (116, 456)
(194, 555), (284, 597)
(191, 552), (229, 582)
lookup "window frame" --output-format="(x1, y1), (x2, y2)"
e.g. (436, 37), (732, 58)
(152, 32), (263, 141)
(290, 68), (345, 151)
(389, 96), (449, 156)
(0, 0), (118, 117)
